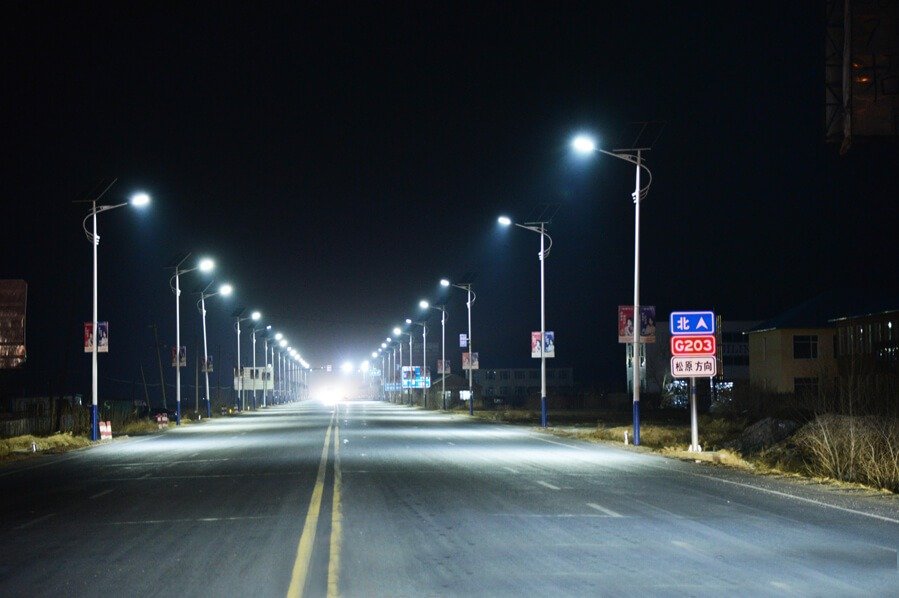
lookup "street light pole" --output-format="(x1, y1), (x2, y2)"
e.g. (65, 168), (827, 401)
(79, 186), (150, 440)
(441, 279), (475, 414)
(171, 256), (215, 425)
(498, 217), (552, 427)
(420, 301), (445, 410)
(251, 327), (258, 409)
(571, 135), (653, 445)
(235, 310), (261, 411)
(198, 282), (232, 419)
(632, 149), (642, 445)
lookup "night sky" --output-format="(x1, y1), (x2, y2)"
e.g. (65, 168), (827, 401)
(2, 2), (896, 401)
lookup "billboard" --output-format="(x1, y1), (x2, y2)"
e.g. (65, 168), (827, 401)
(826, 0), (899, 149)
(617, 306), (656, 343)
(401, 365), (431, 389)
(0, 280), (27, 368)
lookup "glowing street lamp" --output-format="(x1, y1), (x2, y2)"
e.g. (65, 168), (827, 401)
(441, 278), (476, 415)
(407, 315), (427, 407)
(197, 282), (232, 418)
(278, 338), (288, 401)
(171, 256), (215, 425)
(79, 186), (151, 440)
(393, 326), (413, 404)
(235, 310), (261, 410)
(571, 132), (653, 445)
(421, 299), (447, 409)
(498, 215), (552, 428)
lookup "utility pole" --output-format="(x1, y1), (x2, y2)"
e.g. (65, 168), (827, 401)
(151, 323), (167, 410)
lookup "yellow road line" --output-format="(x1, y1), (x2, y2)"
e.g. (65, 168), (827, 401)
(287, 413), (334, 598)
(327, 423), (342, 598)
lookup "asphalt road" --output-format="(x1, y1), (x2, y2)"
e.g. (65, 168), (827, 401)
(1, 400), (897, 597)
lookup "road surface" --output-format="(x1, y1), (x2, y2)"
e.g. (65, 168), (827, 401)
(1, 400), (897, 596)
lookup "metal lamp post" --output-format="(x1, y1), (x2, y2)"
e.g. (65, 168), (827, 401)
(498, 216), (552, 428)
(262, 326), (272, 407)
(275, 333), (284, 402)
(197, 282), (232, 418)
(441, 279), (476, 415)
(394, 327), (413, 404)
(79, 185), (150, 440)
(407, 319), (427, 407)
(251, 326), (260, 409)
(572, 134), (653, 445)
(235, 310), (261, 411)
(171, 256), (215, 425)
(421, 300), (445, 410)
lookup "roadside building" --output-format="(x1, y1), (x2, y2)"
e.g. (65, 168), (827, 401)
(471, 367), (575, 407)
(747, 291), (897, 397)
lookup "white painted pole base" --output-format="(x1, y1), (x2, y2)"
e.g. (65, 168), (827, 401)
(688, 444), (703, 453)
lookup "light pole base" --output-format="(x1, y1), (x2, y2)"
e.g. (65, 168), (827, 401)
(540, 396), (547, 428)
(175, 401), (181, 425)
(90, 405), (99, 441)
(632, 400), (641, 446)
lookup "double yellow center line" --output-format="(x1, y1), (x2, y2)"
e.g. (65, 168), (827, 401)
(287, 409), (343, 598)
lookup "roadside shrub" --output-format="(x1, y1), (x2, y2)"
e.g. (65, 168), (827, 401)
(794, 415), (899, 492)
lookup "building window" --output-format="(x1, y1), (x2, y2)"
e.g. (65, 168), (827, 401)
(793, 335), (818, 359)
(514, 370), (526, 380)
(486, 387), (495, 397)
(500, 371), (510, 380)
(486, 371), (496, 380)
(794, 377), (819, 397)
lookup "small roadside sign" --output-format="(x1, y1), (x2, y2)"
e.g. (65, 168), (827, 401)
(670, 356), (717, 377)
(670, 311), (715, 335)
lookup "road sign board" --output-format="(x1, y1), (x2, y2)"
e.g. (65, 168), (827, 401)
(670, 311), (715, 335)
(670, 335), (716, 356)
(670, 356), (717, 378)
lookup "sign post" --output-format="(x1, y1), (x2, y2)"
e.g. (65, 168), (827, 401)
(670, 310), (716, 452)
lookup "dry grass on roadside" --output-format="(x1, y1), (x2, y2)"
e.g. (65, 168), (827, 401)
(118, 420), (164, 436)
(0, 433), (91, 460)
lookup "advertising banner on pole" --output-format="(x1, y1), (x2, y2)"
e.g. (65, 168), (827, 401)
(462, 352), (479, 370)
(171, 346), (186, 368)
(201, 355), (214, 373)
(459, 334), (468, 348)
(530, 332), (556, 358)
(618, 306), (656, 343)
(84, 322), (109, 353)
(437, 359), (450, 374)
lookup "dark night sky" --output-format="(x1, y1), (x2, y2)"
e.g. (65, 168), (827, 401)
(1, 1), (897, 401)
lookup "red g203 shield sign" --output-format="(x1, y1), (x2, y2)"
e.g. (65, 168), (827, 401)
(670, 335), (716, 356)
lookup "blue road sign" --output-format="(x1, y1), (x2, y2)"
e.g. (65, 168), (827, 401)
(670, 311), (716, 335)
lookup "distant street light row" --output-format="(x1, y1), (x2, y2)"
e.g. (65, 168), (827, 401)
(366, 132), (653, 441)
(79, 184), (310, 440)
